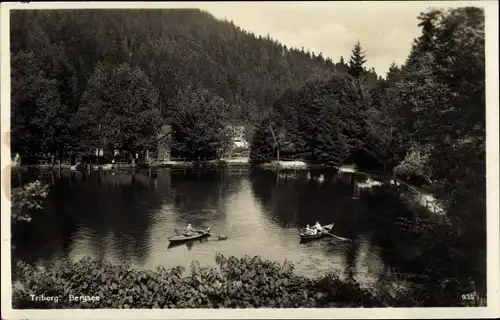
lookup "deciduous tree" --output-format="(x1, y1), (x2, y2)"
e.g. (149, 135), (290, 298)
(169, 87), (233, 160)
(77, 63), (162, 163)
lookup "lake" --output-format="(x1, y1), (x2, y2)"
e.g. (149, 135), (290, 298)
(11, 167), (440, 289)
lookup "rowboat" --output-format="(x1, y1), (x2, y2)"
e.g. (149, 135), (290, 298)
(168, 227), (211, 243)
(167, 237), (209, 249)
(299, 223), (334, 241)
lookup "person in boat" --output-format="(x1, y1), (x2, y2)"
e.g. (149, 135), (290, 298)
(184, 223), (195, 236)
(304, 224), (317, 235)
(313, 221), (324, 233)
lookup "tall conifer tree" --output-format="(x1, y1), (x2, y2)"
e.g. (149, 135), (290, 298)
(348, 40), (367, 78)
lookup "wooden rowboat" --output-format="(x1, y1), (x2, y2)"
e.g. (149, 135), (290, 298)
(168, 227), (211, 243)
(299, 223), (334, 241)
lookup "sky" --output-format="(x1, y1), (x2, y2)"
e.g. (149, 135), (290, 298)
(188, 1), (483, 76)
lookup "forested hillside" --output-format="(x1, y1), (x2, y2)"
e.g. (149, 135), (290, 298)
(250, 7), (485, 176)
(10, 9), (381, 162)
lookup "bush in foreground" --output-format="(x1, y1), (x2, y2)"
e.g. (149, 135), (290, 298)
(11, 180), (49, 224)
(13, 254), (380, 308)
(12, 254), (477, 308)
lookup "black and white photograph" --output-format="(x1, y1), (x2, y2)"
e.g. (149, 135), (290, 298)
(1, 1), (499, 319)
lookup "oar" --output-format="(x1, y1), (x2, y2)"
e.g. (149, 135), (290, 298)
(193, 226), (227, 240)
(206, 231), (228, 241)
(324, 232), (351, 241)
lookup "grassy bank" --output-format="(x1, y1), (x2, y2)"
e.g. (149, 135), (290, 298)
(12, 254), (479, 309)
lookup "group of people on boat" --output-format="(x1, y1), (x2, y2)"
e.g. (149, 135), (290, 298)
(303, 221), (324, 235)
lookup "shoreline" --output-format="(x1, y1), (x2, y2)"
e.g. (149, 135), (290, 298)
(10, 158), (362, 172)
(12, 160), (445, 219)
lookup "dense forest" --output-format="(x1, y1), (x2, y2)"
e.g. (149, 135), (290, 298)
(250, 7), (484, 173)
(10, 9), (381, 163)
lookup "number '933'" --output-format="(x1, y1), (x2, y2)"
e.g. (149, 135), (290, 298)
(462, 292), (477, 300)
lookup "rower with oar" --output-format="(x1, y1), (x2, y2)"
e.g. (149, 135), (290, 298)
(314, 222), (352, 242)
(179, 223), (228, 241)
(313, 221), (324, 233)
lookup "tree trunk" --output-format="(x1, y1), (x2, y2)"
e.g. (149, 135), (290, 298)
(130, 152), (136, 168)
(58, 150), (62, 171)
(17, 169), (22, 186)
(268, 123), (279, 164)
(276, 168), (279, 187)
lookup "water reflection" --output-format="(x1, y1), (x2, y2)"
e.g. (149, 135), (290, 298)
(169, 170), (240, 227)
(12, 168), (432, 287)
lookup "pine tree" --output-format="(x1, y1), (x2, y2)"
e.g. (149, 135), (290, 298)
(348, 40), (367, 78)
(386, 62), (401, 83)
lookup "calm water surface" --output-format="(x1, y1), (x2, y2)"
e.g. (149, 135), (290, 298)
(12, 168), (424, 287)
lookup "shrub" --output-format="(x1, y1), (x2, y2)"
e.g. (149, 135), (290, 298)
(12, 254), (479, 308)
(11, 180), (49, 223)
(394, 144), (433, 184)
(12, 254), (383, 309)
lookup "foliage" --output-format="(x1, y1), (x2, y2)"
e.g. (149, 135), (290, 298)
(76, 63), (162, 156)
(11, 48), (76, 162)
(394, 144), (433, 182)
(169, 87), (233, 160)
(12, 253), (480, 309)
(249, 120), (276, 164)
(390, 7), (485, 182)
(10, 9), (351, 161)
(373, 7), (486, 261)
(250, 74), (387, 168)
(381, 8), (486, 289)
(11, 181), (50, 223)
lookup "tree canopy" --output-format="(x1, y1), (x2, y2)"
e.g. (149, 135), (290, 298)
(169, 87), (233, 160)
(76, 62), (162, 157)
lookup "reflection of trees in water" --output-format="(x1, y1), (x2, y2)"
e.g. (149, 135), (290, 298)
(362, 185), (485, 295)
(12, 170), (162, 266)
(344, 237), (360, 281)
(250, 169), (293, 227)
(249, 169), (412, 281)
(363, 187), (427, 262)
(250, 169), (361, 230)
(356, 187), (426, 283)
(168, 170), (243, 227)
